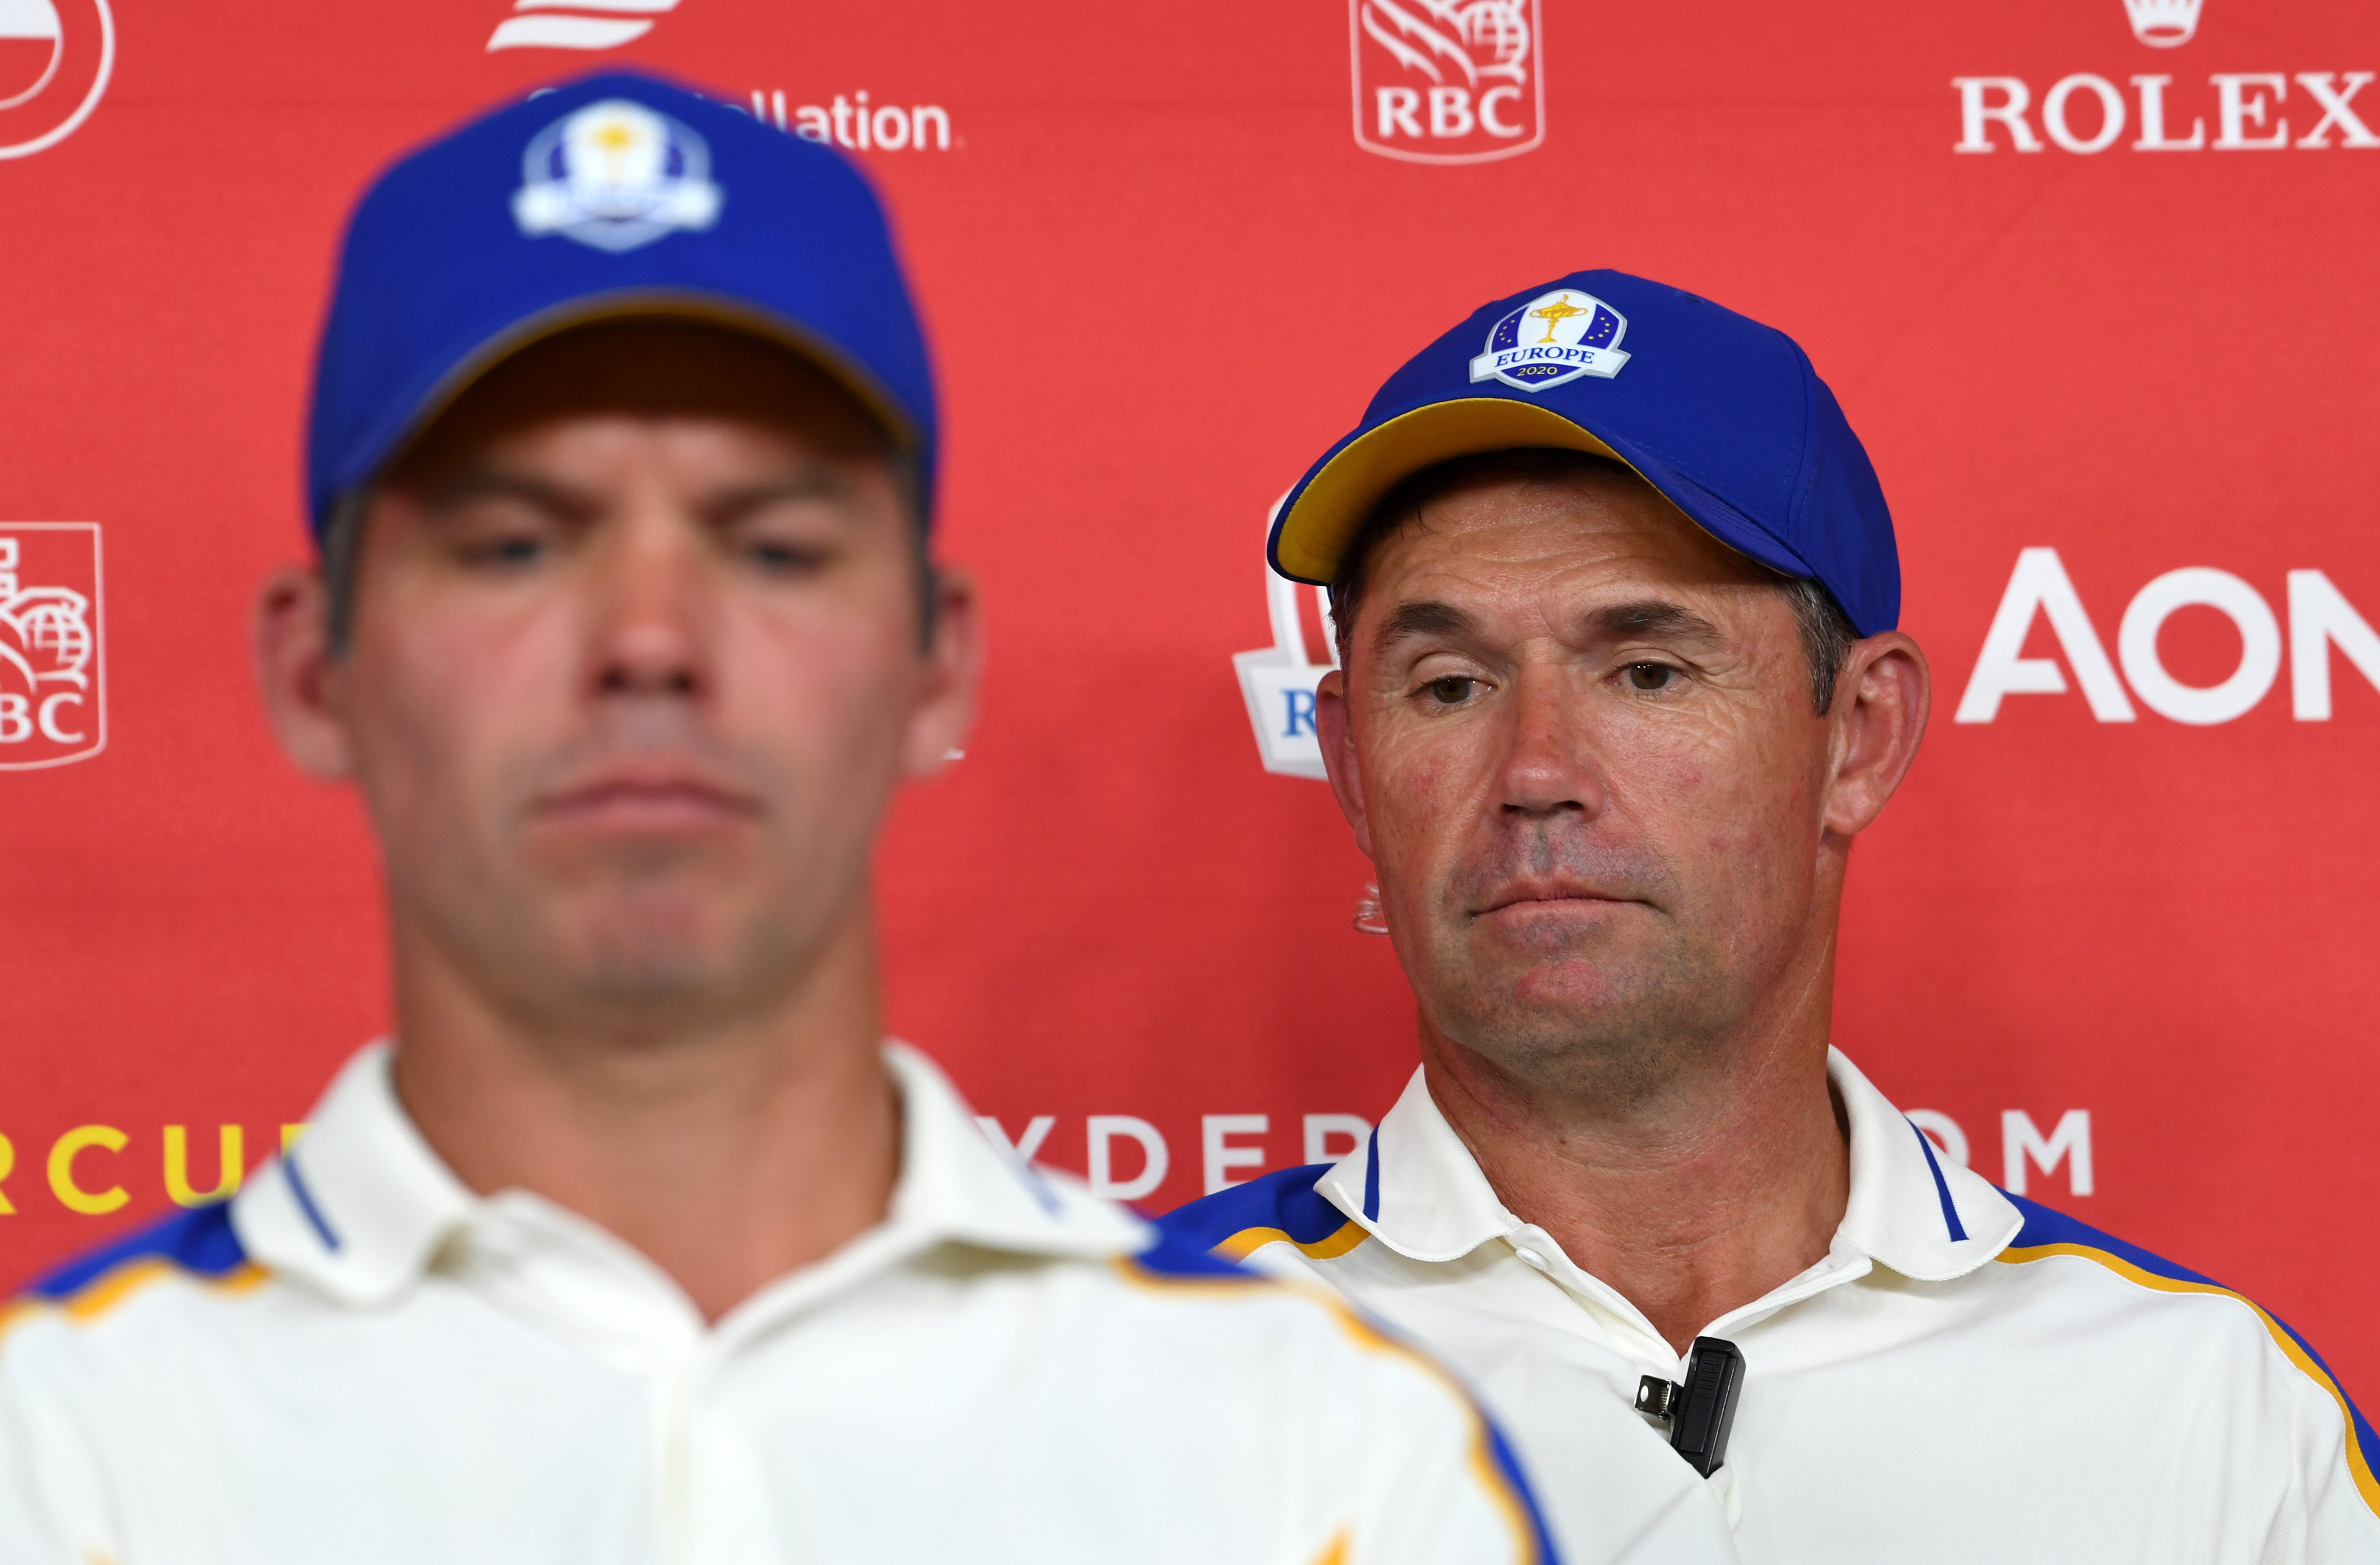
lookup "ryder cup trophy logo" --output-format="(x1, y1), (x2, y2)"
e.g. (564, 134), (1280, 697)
(1351, 0), (1543, 164)
(1469, 288), (1631, 391)
(0, 524), (104, 769)
(513, 98), (723, 253)
(0, 0), (113, 160)
(2124, 0), (2202, 47)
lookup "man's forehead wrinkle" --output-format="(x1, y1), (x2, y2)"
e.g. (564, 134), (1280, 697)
(1376, 499), (1745, 593)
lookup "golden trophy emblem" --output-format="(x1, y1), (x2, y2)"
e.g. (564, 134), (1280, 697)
(1529, 292), (1592, 344)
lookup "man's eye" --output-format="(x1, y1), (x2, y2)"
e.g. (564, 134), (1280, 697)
(1624, 662), (1680, 691)
(463, 533), (547, 568)
(1423, 676), (1479, 705)
(739, 537), (830, 574)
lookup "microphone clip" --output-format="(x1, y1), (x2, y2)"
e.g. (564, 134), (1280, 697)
(1634, 1335), (1746, 1477)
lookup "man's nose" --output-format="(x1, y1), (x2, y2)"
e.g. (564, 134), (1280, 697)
(585, 507), (714, 703)
(1497, 663), (1605, 819)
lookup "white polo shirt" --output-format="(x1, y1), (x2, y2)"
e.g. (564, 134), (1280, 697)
(0, 1043), (1560, 1565)
(1163, 1049), (2380, 1564)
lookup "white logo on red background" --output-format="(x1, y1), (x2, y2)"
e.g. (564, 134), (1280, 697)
(1233, 499), (1337, 779)
(1956, 550), (2380, 725)
(1953, 0), (2375, 155)
(743, 90), (956, 154)
(0, 524), (103, 769)
(487, 0), (678, 52)
(2124, 0), (2201, 49)
(1351, 0), (1543, 165)
(0, 0), (111, 160)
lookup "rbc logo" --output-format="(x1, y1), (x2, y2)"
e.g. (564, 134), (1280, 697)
(1232, 500), (1337, 779)
(1351, 0), (1544, 164)
(0, 524), (104, 770)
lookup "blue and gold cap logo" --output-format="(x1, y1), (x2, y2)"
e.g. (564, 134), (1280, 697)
(1466, 288), (1630, 392)
(512, 98), (723, 253)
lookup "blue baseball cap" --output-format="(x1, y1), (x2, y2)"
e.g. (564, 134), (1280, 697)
(1269, 270), (1898, 636)
(306, 69), (934, 537)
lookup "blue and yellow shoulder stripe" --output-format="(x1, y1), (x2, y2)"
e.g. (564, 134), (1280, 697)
(1124, 1224), (1555, 1564)
(1158, 1161), (1373, 1264)
(1, 1203), (262, 1343)
(2000, 1193), (2378, 1518)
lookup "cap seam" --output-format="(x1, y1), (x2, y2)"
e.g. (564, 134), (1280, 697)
(1782, 331), (1822, 565)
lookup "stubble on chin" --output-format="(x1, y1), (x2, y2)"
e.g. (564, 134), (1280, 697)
(1418, 913), (1748, 1120)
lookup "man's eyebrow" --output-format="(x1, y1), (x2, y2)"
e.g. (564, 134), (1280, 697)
(1589, 599), (1722, 642)
(1373, 599), (1480, 652)
(705, 469), (856, 520)
(405, 468), (590, 520)
(402, 466), (859, 523)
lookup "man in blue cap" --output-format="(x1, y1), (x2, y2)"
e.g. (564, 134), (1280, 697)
(1164, 275), (2380, 1561)
(0, 75), (1568, 1563)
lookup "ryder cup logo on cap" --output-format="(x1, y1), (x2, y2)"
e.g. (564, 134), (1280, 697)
(513, 98), (722, 252)
(1468, 288), (1630, 391)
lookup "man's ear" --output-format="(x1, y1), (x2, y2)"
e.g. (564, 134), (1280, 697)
(1821, 631), (1930, 839)
(1314, 667), (1376, 860)
(900, 563), (981, 778)
(253, 564), (357, 781)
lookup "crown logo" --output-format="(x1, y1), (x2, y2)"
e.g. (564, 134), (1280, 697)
(2123, 0), (2201, 48)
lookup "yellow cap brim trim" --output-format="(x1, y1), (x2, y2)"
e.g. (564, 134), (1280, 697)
(1273, 398), (1640, 584)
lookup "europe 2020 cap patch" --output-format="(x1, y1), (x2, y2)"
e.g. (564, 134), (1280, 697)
(1467, 286), (1632, 391)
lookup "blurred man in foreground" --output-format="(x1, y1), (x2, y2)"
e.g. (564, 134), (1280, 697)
(1166, 271), (2380, 1561)
(0, 74), (1564, 1564)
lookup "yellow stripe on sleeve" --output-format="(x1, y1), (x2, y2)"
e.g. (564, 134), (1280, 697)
(0, 1257), (266, 1352)
(1999, 1241), (2380, 1518)
(1115, 1257), (1541, 1564)
(1216, 1218), (1371, 1264)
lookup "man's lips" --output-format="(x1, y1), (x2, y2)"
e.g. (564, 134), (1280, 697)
(1474, 882), (1641, 917)
(529, 770), (761, 831)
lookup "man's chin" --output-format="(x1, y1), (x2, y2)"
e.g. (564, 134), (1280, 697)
(1430, 944), (1678, 1042)
(545, 904), (765, 1006)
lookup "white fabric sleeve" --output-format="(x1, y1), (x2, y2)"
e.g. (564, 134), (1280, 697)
(0, 1327), (114, 1565)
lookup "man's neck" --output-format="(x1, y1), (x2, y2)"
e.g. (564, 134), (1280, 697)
(1420, 1002), (1850, 1358)
(386, 909), (901, 1325)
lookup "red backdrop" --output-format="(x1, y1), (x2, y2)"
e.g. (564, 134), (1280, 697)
(2, 0), (2374, 1402)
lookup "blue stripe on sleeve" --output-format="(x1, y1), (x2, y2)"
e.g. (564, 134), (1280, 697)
(1488, 1417), (1565, 1565)
(26, 1201), (249, 1302)
(2005, 1192), (2379, 1502)
(1156, 1163), (1343, 1252)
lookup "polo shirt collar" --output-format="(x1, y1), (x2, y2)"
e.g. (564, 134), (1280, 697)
(1829, 1048), (2020, 1282)
(1318, 1066), (1514, 1263)
(234, 1039), (1147, 1310)
(1316, 1047), (2020, 1284)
